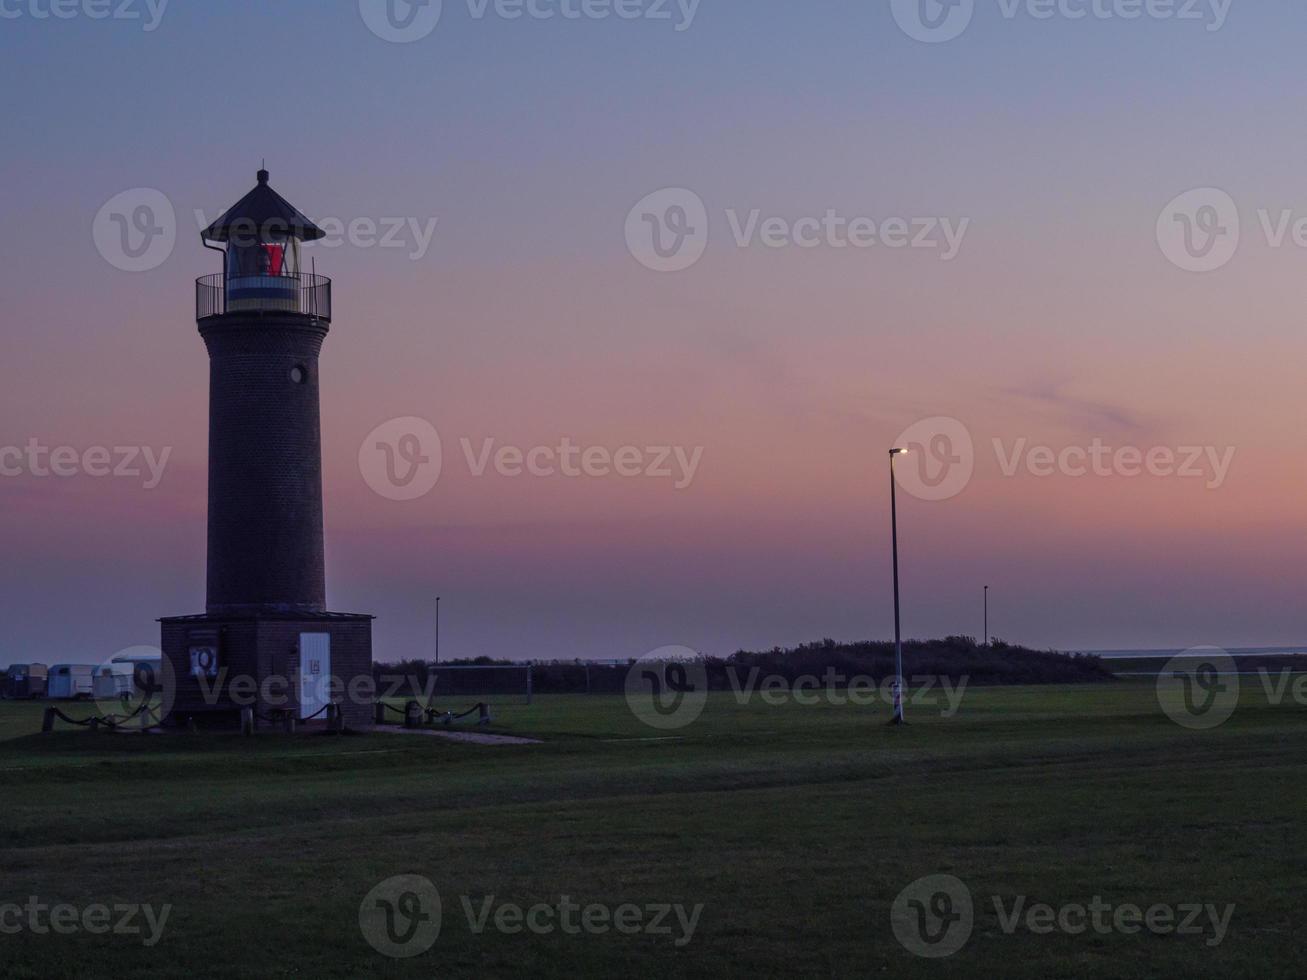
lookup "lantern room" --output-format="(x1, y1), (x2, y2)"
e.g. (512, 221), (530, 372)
(197, 167), (330, 320)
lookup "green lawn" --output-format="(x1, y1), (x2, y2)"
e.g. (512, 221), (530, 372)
(0, 682), (1303, 978)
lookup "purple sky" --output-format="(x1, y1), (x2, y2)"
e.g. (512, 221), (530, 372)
(3, 1), (1307, 666)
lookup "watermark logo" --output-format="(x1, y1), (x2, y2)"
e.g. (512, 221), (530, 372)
(93, 188), (176, 272)
(0, 440), (171, 489)
(892, 0), (1230, 43)
(891, 0), (975, 43)
(0, 898), (171, 947)
(359, 417), (704, 500)
(191, 210), (440, 261)
(359, 0), (443, 42)
(624, 646), (708, 730)
(460, 437), (702, 489)
(892, 418), (1236, 501)
(893, 417), (975, 502)
(1157, 647), (1239, 730)
(1156, 188), (1240, 273)
(90, 645), (174, 732)
(724, 211), (969, 257)
(626, 190), (970, 271)
(725, 669), (967, 716)
(0, 0), (169, 30)
(625, 188), (710, 273)
(892, 874), (974, 958)
(360, 874), (442, 958)
(893, 874), (1234, 957)
(359, 876), (702, 954)
(994, 439), (1235, 490)
(359, 417), (443, 502)
(361, 0), (699, 40)
(1153, 188), (1307, 273)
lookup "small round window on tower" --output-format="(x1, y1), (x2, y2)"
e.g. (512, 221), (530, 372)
(290, 365), (307, 385)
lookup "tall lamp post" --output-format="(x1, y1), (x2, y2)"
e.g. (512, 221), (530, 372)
(889, 447), (909, 725)
(984, 585), (989, 647)
(435, 596), (441, 665)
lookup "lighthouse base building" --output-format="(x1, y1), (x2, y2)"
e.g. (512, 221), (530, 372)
(159, 169), (373, 730)
(160, 612), (374, 730)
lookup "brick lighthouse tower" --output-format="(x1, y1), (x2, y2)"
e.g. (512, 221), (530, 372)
(160, 168), (373, 729)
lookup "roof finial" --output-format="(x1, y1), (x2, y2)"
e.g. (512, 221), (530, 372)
(257, 160), (269, 184)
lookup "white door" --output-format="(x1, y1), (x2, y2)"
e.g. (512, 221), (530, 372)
(299, 633), (331, 720)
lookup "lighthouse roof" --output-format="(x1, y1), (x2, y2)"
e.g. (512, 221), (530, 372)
(201, 168), (326, 243)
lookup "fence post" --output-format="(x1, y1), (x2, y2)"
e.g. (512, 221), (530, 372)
(283, 712), (296, 734)
(526, 664), (533, 706)
(42, 707), (55, 733)
(374, 702), (386, 726)
(404, 700), (422, 729)
(240, 706), (254, 736)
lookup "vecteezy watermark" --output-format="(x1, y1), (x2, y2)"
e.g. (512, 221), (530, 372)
(190, 209), (440, 261)
(191, 668), (446, 712)
(625, 188), (970, 272)
(358, 418), (443, 502)
(1155, 187), (1307, 273)
(625, 189), (710, 273)
(891, 0), (1231, 44)
(1156, 648), (1239, 730)
(1156, 188), (1240, 272)
(359, 875), (704, 958)
(0, 0), (169, 30)
(358, 0), (444, 42)
(891, 417), (1236, 501)
(892, 417), (976, 502)
(892, 874), (1234, 957)
(359, 417), (704, 500)
(93, 188), (176, 272)
(90, 645), (175, 731)
(991, 439), (1235, 489)
(358, 0), (700, 43)
(0, 440), (171, 489)
(360, 875), (442, 958)
(624, 646), (708, 730)
(891, 875), (974, 957)
(0, 898), (171, 947)
(1156, 647), (1307, 729)
(724, 669), (968, 717)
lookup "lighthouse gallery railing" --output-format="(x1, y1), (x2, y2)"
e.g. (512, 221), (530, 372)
(196, 272), (332, 322)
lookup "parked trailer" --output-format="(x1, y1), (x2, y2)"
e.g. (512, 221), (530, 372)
(93, 653), (162, 701)
(93, 663), (136, 700)
(47, 664), (95, 700)
(26, 664), (47, 699)
(3, 664), (47, 699)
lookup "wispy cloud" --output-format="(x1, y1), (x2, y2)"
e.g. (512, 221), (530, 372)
(1000, 381), (1150, 435)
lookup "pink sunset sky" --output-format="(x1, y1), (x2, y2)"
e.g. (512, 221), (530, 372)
(2, 2), (1306, 664)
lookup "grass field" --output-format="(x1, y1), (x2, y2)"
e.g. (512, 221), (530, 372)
(0, 681), (1304, 978)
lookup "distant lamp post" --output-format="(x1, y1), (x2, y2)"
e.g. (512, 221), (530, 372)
(435, 596), (441, 664)
(889, 448), (910, 726)
(984, 585), (990, 648)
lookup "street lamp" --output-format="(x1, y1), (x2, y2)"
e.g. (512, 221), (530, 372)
(984, 585), (989, 648)
(889, 448), (909, 725)
(435, 596), (441, 665)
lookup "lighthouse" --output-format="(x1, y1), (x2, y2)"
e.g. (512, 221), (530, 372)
(160, 168), (373, 729)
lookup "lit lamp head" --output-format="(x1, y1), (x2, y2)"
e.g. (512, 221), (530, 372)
(200, 167), (326, 314)
(889, 447), (910, 458)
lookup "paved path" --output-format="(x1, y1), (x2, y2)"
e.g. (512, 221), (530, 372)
(373, 725), (541, 746)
